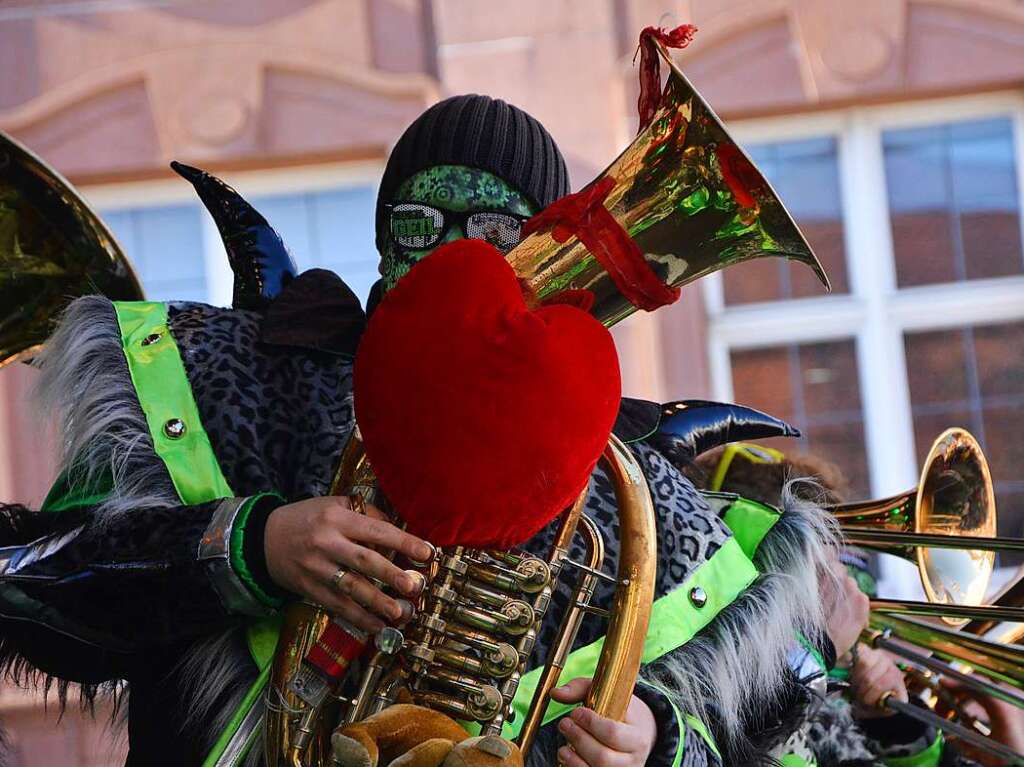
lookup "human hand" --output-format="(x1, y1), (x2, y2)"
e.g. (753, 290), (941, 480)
(821, 554), (870, 658)
(549, 678), (657, 767)
(264, 496), (432, 633)
(938, 677), (1024, 765)
(850, 644), (908, 718)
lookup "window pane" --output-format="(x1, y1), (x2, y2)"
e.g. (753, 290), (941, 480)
(103, 204), (206, 302)
(254, 186), (379, 304)
(723, 137), (848, 305)
(254, 193), (315, 264)
(904, 321), (1024, 562)
(730, 339), (868, 498)
(310, 187), (379, 302)
(884, 117), (1023, 287)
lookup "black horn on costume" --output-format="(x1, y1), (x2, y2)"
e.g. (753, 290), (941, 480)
(651, 400), (800, 464)
(171, 161), (297, 310)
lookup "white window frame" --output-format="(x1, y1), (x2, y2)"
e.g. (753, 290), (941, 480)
(704, 93), (1024, 597)
(81, 160), (385, 308)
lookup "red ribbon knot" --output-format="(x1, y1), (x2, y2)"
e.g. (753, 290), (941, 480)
(636, 24), (698, 133)
(522, 177), (679, 312)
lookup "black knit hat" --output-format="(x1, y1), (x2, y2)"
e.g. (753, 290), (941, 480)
(375, 94), (571, 251)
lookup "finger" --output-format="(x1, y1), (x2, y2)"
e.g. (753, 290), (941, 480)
(569, 707), (642, 752)
(332, 540), (424, 597)
(858, 657), (906, 705)
(550, 678), (593, 704)
(851, 661), (883, 702)
(851, 647), (884, 680)
(557, 745), (589, 767)
(357, 503), (392, 555)
(872, 660), (904, 698)
(855, 662), (890, 699)
(350, 541), (425, 595)
(862, 675), (902, 708)
(558, 715), (625, 767)
(887, 672), (909, 704)
(340, 512), (433, 563)
(850, 660), (874, 687)
(319, 563), (405, 623)
(304, 582), (385, 635)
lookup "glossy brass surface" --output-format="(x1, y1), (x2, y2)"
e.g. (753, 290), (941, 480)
(264, 602), (336, 767)
(265, 432), (375, 767)
(265, 41), (796, 765)
(340, 434), (655, 742)
(0, 129), (143, 368)
(834, 432), (1024, 762)
(584, 435), (657, 720)
(504, 42), (828, 328)
(516, 514), (603, 754)
(266, 434), (658, 765)
(867, 612), (1024, 695)
(863, 613), (1024, 764)
(830, 429), (1011, 624)
(965, 569), (1024, 637)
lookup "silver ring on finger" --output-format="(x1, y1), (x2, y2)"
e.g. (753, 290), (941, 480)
(330, 566), (349, 592)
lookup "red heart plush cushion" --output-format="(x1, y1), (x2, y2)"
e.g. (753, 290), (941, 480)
(354, 239), (621, 549)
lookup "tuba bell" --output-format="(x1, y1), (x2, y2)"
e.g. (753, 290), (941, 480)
(505, 41), (828, 325)
(265, 38), (830, 767)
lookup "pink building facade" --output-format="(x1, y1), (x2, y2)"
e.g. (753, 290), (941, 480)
(1, 0), (1023, 763)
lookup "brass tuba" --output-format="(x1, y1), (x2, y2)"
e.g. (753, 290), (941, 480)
(265, 40), (828, 767)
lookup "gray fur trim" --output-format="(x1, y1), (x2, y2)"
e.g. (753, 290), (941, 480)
(33, 296), (179, 521)
(17, 296), (156, 737)
(35, 299), (260, 763)
(175, 627), (262, 767)
(642, 480), (840, 762)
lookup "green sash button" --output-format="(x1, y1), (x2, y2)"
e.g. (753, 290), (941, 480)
(164, 418), (187, 439)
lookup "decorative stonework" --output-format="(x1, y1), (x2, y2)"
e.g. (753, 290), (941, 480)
(678, 0), (1024, 114)
(0, 0), (438, 179)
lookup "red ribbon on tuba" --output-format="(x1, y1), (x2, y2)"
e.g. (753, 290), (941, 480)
(522, 177), (680, 312)
(635, 24), (697, 133)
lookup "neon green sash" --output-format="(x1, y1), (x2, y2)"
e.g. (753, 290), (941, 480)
(722, 496), (781, 559)
(114, 302), (269, 767)
(884, 733), (943, 767)
(493, 536), (757, 740)
(114, 301), (233, 503)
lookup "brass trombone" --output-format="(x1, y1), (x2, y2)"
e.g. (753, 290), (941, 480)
(827, 428), (1024, 762)
(860, 612), (1024, 764)
(831, 428), (1024, 624)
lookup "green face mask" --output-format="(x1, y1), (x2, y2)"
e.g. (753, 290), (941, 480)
(379, 165), (536, 291)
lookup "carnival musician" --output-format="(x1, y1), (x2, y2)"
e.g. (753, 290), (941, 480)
(0, 94), (838, 767)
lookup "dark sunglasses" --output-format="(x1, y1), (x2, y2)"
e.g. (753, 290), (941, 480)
(385, 202), (529, 253)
